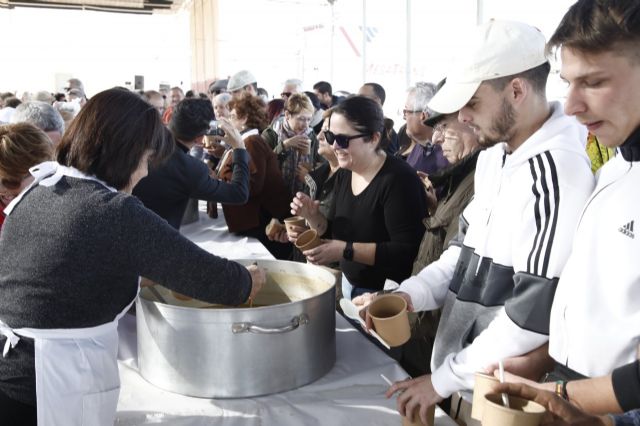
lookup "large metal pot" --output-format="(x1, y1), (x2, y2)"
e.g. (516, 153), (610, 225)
(136, 259), (337, 398)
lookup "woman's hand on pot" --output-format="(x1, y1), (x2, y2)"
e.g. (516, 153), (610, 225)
(290, 192), (319, 219)
(246, 264), (266, 300)
(218, 118), (245, 150)
(303, 239), (342, 265)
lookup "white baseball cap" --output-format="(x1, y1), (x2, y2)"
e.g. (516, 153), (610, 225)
(227, 70), (257, 92)
(428, 20), (548, 114)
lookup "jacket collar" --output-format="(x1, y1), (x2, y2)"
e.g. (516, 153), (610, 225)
(620, 126), (640, 162)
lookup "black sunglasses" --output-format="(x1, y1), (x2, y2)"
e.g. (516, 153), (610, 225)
(323, 130), (369, 149)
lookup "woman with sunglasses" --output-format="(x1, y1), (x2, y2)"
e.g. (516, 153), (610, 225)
(0, 123), (54, 231)
(291, 96), (427, 299)
(0, 88), (265, 426)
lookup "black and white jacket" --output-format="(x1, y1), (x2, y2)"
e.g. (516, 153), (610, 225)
(397, 102), (595, 397)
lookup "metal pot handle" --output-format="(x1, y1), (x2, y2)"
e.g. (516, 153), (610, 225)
(231, 314), (310, 334)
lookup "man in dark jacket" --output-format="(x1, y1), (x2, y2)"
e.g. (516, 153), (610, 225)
(133, 98), (250, 229)
(400, 109), (482, 377)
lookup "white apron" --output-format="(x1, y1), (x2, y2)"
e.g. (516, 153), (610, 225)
(0, 161), (138, 426)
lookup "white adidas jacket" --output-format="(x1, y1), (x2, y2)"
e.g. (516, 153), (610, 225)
(549, 140), (640, 378)
(398, 102), (595, 398)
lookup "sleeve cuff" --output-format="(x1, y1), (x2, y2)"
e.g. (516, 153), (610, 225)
(612, 360), (640, 411)
(430, 356), (459, 399)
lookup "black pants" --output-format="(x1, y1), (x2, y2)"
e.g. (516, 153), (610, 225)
(0, 390), (37, 425)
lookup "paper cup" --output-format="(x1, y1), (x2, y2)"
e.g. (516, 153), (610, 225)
(367, 294), (410, 347)
(402, 404), (435, 426)
(295, 229), (322, 252)
(481, 394), (545, 426)
(284, 216), (307, 237)
(471, 372), (500, 420)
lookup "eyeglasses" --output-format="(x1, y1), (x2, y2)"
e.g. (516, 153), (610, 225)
(323, 130), (369, 149)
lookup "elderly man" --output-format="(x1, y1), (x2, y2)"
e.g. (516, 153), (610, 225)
(356, 20), (595, 424)
(398, 104), (483, 378)
(281, 78), (303, 102)
(10, 101), (65, 146)
(227, 70), (258, 99)
(402, 82), (449, 175)
(142, 90), (165, 116)
(161, 87), (184, 124)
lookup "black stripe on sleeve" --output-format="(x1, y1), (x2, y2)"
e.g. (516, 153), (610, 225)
(527, 158), (543, 274)
(540, 152), (560, 277)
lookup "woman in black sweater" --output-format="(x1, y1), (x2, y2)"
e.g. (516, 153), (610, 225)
(291, 96), (427, 299)
(0, 88), (265, 425)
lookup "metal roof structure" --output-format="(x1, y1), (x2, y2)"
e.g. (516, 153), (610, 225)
(0, 0), (186, 14)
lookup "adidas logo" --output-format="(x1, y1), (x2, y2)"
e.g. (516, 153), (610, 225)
(619, 220), (635, 239)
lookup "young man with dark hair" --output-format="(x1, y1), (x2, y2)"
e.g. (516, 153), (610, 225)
(133, 98), (250, 229)
(497, 0), (640, 417)
(360, 20), (595, 424)
(358, 82), (399, 155)
(313, 81), (343, 109)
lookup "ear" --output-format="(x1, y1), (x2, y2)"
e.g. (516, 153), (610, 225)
(369, 131), (382, 148)
(509, 77), (528, 103)
(420, 111), (429, 123)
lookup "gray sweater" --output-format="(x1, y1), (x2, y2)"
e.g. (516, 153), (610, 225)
(0, 176), (252, 405)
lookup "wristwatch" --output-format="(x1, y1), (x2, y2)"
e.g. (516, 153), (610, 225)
(343, 241), (354, 261)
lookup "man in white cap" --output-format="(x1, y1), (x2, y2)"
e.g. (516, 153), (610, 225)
(227, 70), (258, 99)
(376, 20), (595, 424)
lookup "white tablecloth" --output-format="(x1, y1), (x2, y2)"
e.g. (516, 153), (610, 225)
(115, 207), (457, 425)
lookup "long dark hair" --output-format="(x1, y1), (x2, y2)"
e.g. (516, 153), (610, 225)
(56, 88), (173, 190)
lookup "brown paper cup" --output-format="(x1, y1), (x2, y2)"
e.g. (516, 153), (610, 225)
(471, 372), (500, 420)
(402, 404), (435, 426)
(284, 216), (307, 237)
(481, 394), (545, 426)
(295, 229), (322, 251)
(367, 294), (410, 347)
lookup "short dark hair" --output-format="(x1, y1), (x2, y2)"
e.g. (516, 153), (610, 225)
(56, 88), (173, 190)
(485, 61), (551, 96)
(228, 94), (268, 133)
(331, 95), (384, 149)
(5, 97), (22, 108)
(169, 98), (214, 141)
(313, 81), (332, 96)
(363, 82), (386, 105)
(548, 0), (640, 63)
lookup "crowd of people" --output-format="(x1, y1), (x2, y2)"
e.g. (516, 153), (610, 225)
(0, 0), (638, 425)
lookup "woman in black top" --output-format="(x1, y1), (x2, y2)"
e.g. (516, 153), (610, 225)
(291, 96), (427, 299)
